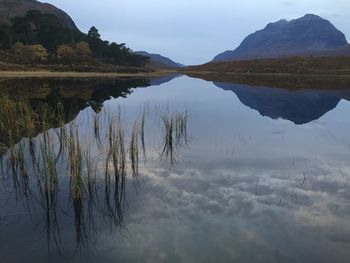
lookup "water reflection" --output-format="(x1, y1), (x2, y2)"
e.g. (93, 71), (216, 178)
(1, 75), (350, 262)
(0, 77), (189, 257)
(186, 73), (350, 124)
(0, 76), (177, 153)
(214, 82), (348, 124)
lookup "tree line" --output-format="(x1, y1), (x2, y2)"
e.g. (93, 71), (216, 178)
(0, 10), (149, 67)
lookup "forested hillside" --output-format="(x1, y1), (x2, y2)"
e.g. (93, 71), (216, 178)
(0, 9), (149, 68)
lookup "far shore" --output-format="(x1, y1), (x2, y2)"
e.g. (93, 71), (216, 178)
(0, 70), (179, 78)
(182, 70), (350, 78)
(2, 69), (350, 79)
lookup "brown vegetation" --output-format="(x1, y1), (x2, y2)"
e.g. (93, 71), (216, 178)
(186, 72), (350, 90)
(185, 56), (350, 75)
(0, 41), (151, 73)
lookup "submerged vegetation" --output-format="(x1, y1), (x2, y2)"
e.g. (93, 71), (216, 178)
(0, 98), (189, 252)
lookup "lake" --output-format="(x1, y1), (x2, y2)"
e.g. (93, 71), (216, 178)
(0, 75), (350, 262)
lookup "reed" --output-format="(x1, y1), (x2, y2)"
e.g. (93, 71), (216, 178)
(160, 110), (189, 165)
(129, 121), (139, 177)
(175, 110), (189, 147)
(0, 100), (190, 251)
(68, 126), (84, 201)
(140, 106), (147, 160)
(93, 113), (102, 149)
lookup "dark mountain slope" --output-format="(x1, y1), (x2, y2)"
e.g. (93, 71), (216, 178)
(213, 14), (348, 62)
(0, 0), (78, 30)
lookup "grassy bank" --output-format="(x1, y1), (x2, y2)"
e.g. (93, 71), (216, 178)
(0, 70), (177, 78)
(184, 56), (350, 76)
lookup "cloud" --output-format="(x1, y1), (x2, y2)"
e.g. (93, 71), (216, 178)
(281, 1), (296, 6)
(91, 155), (350, 262)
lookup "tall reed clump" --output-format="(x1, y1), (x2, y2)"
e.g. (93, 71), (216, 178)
(38, 129), (61, 250)
(102, 114), (128, 227)
(93, 113), (101, 149)
(140, 106), (148, 161)
(84, 149), (97, 231)
(160, 113), (174, 165)
(68, 125), (84, 203)
(0, 100), (191, 251)
(0, 100), (68, 249)
(129, 121), (139, 177)
(54, 102), (68, 164)
(160, 110), (189, 165)
(68, 125), (88, 249)
(175, 110), (189, 147)
(0, 98), (36, 150)
(8, 140), (28, 197)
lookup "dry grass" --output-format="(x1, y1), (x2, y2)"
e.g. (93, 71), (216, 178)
(185, 56), (350, 75)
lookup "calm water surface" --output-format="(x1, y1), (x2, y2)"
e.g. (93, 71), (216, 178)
(1, 75), (350, 262)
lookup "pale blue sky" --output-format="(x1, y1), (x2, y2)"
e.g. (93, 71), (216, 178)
(45, 0), (350, 65)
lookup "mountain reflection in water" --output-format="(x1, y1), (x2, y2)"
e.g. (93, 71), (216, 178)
(214, 82), (349, 124)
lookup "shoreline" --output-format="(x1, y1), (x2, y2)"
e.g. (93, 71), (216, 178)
(0, 70), (179, 78)
(183, 71), (350, 90)
(183, 70), (350, 78)
(1, 69), (349, 79)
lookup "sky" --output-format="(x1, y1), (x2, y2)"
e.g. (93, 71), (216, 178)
(44, 0), (350, 65)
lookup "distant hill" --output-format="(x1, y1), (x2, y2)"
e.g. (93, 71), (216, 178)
(134, 51), (184, 69)
(213, 14), (349, 62)
(0, 0), (78, 30)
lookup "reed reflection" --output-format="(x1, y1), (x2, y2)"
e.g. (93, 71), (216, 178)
(0, 100), (189, 254)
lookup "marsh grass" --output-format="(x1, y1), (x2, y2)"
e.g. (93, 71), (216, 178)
(84, 149), (97, 233)
(93, 113), (102, 149)
(129, 121), (139, 177)
(175, 110), (189, 147)
(160, 110), (189, 165)
(140, 105), (148, 161)
(0, 99), (190, 251)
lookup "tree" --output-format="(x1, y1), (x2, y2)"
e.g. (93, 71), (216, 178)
(5, 11), (84, 53)
(12, 42), (47, 64)
(12, 42), (27, 63)
(1, 11), (149, 67)
(56, 44), (75, 63)
(75, 41), (92, 57)
(30, 44), (48, 63)
(57, 42), (92, 63)
(0, 24), (13, 49)
(11, 16), (33, 44)
(87, 26), (100, 39)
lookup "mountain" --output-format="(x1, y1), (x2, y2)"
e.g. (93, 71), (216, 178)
(134, 51), (184, 69)
(213, 14), (348, 62)
(0, 1), (148, 68)
(0, 0), (78, 30)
